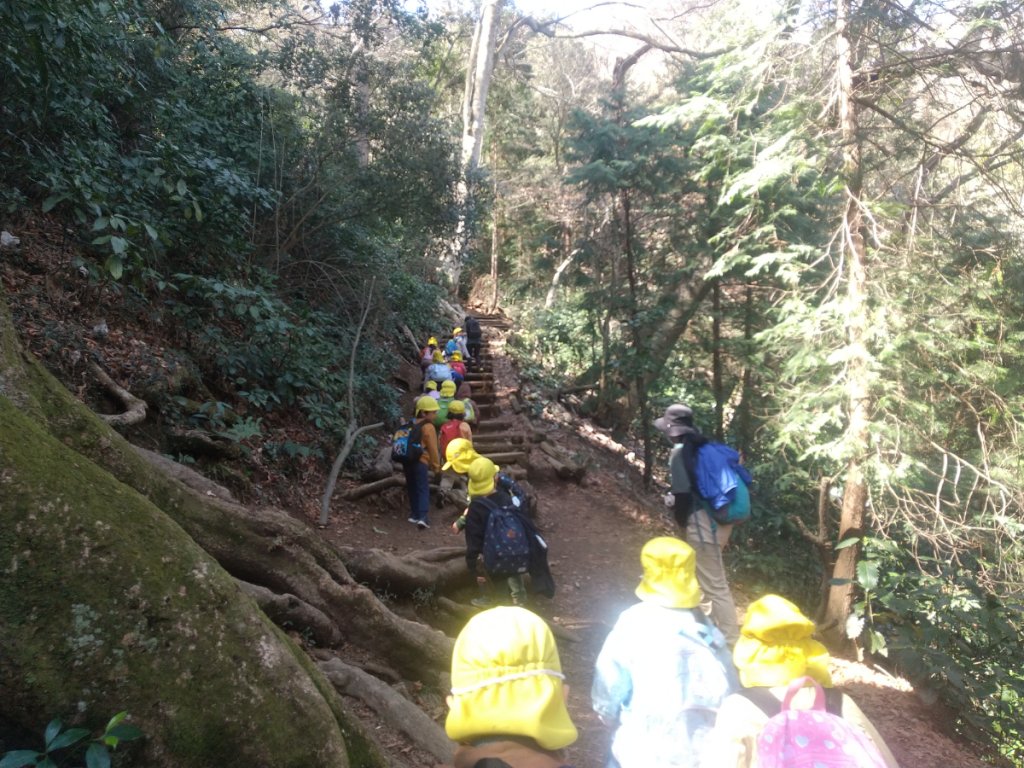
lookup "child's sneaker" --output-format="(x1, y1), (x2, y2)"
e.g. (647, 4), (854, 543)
(470, 596), (493, 608)
(416, 520), (430, 530)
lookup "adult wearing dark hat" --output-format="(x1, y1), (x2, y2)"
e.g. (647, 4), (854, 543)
(655, 404), (740, 645)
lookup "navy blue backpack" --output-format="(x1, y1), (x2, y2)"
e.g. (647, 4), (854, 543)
(479, 498), (531, 578)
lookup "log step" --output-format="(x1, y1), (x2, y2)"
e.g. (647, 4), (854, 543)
(479, 451), (528, 464)
(474, 418), (514, 432)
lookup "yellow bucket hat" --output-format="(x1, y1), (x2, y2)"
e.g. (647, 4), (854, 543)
(467, 456), (499, 498)
(432, 350), (445, 363)
(427, 336), (438, 346)
(453, 326), (463, 335)
(440, 380), (457, 397)
(451, 351), (463, 362)
(446, 607), (577, 750)
(733, 594), (832, 688)
(443, 438), (479, 472)
(424, 380), (438, 391)
(448, 400), (465, 415)
(634, 537), (701, 609)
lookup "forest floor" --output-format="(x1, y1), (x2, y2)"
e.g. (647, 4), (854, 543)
(0, 231), (1001, 767)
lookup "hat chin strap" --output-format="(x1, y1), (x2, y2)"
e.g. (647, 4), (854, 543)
(450, 668), (565, 696)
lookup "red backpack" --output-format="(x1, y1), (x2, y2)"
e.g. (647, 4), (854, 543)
(439, 420), (463, 459)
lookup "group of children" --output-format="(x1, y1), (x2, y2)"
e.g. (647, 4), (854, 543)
(400, 321), (557, 608)
(400, 319), (484, 530)
(403, 324), (897, 768)
(444, 538), (900, 768)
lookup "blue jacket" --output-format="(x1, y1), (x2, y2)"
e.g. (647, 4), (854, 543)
(592, 602), (738, 768)
(696, 443), (753, 510)
(425, 362), (453, 383)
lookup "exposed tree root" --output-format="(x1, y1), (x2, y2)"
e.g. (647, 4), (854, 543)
(319, 658), (455, 766)
(338, 546), (471, 595)
(238, 580), (343, 648)
(89, 360), (146, 426)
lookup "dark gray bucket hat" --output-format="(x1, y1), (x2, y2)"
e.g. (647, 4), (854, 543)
(653, 404), (694, 437)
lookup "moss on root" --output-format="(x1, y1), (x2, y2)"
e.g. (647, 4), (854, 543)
(0, 398), (380, 767)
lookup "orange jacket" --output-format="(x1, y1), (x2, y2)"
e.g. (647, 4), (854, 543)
(417, 418), (440, 472)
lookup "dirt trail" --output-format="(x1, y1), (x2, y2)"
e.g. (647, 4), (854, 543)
(330, 319), (995, 768)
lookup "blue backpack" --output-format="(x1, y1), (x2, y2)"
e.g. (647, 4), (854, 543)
(390, 421), (423, 464)
(696, 442), (752, 525)
(479, 498), (531, 578)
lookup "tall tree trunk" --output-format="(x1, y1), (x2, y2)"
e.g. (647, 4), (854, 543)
(823, 0), (870, 649)
(611, 46), (655, 480)
(735, 285), (755, 448)
(489, 196), (501, 312)
(443, 0), (504, 291)
(712, 281), (724, 440)
(489, 142), (501, 311)
(619, 188), (653, 483)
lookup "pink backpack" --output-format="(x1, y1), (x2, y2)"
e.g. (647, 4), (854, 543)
(756, 677), (888, 768)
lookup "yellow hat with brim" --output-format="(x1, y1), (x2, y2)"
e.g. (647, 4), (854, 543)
(440, 380), (457, 397)
(453, 327), (463, 335)
(425, 380), (438, 391)
(428, 336), (438, 346)
(448, 400), (465, 415)
(467, 456), (499, 498)
(451, 352), (462, 361)
(443, 438), (479, 472)
(446, 607), (578, 750)
(415, 395), (439, 414)
(634, 537), (701, 609)
(733, 594), (832, 688)
(432, 350), (445, 363)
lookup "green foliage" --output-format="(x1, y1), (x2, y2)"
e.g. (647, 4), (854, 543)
(1, 712), (142, 768)
(163, 270), (400, 444)
(506, 299), (599, 386)
(863, 539), (1024, 764)
(0, 0), (276, 275)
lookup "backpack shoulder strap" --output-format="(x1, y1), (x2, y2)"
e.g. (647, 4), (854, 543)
(741, 685), (844, 717)
(824, 687), (843, 715)
(739, 687), (782, 718)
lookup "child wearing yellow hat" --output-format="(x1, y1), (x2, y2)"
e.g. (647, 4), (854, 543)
(460, 457), (529, 607)
(403, 396), (441, 530)
(423, 380), (441, 400)
(448, 456), (553, 607)
(449, 351), (467, 385)
(426, 350), (453, 386)
(456, 381), (478, 424)
(699, 595), (899, 767)
(592, 537), (738, 768)
(434, 379), (458, 427)
(445, 326), (470, 361)
(420, 336), (439, 370)
(446, 606), (577, 767)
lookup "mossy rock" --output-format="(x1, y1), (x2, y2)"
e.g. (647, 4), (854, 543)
(0, 398), (379, 767)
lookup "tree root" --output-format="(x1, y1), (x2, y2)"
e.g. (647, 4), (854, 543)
(338, 546), (471, 595)
(238, 580), (342, 648)
(89, 361), (146, 427)
(319, 658), (455, 766)
(130, 445), (454, 684)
